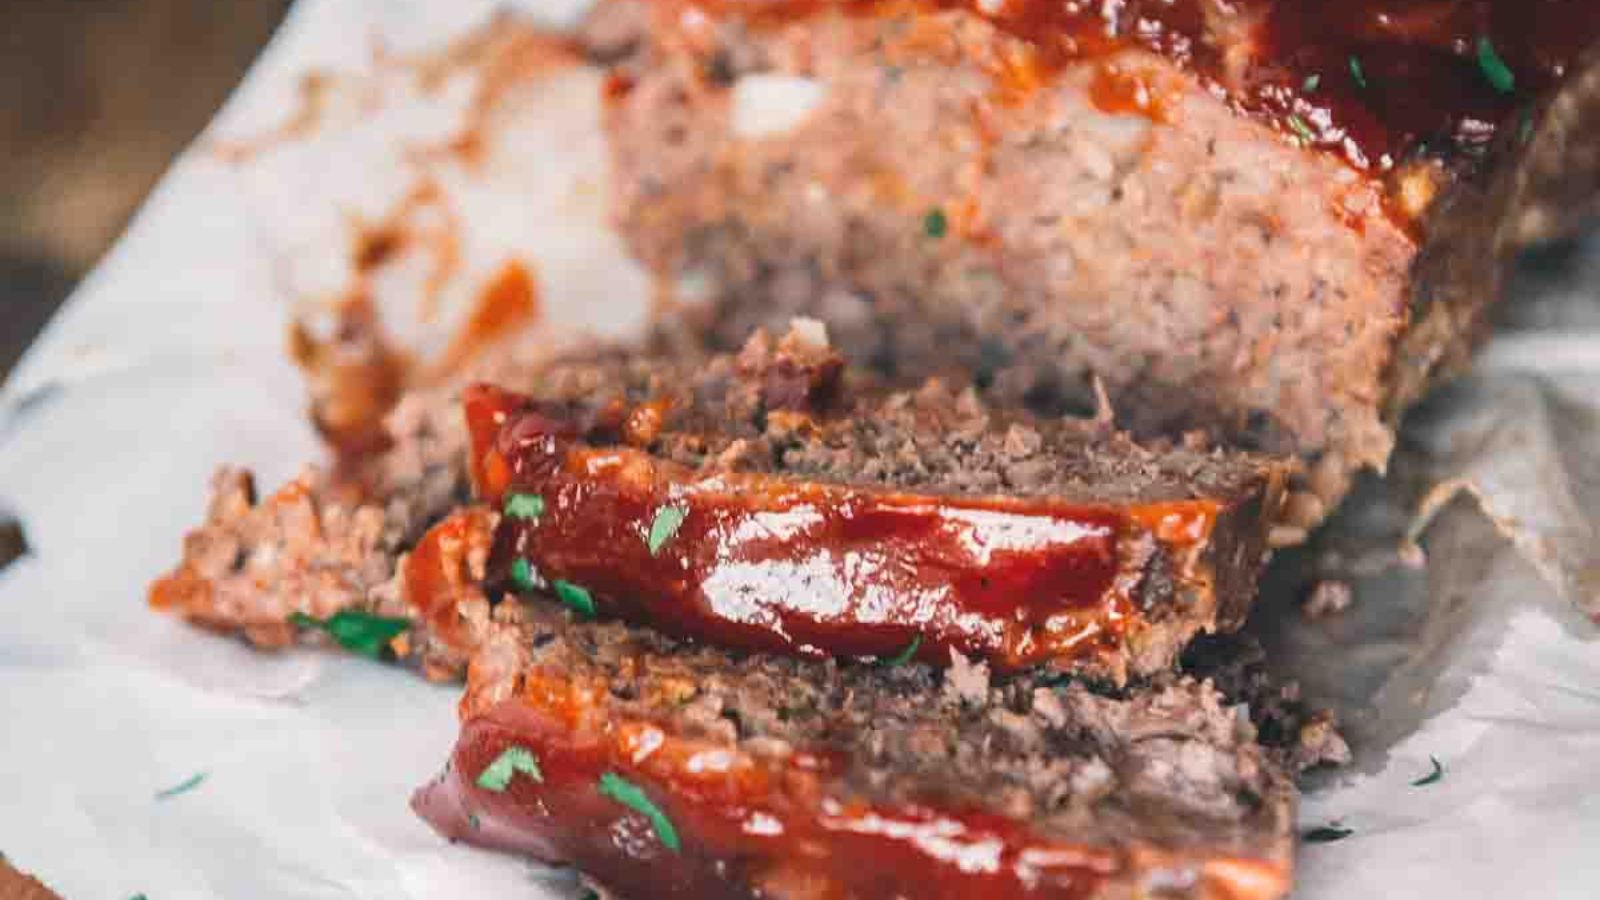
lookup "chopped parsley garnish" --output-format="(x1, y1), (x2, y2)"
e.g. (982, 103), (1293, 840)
(154, 772), (206, 801)
(579, 890), (600, 900)
(554, 580), (597, 619)
(468, 813), (481, 831)
(129, 895), (149, 900)
(505, 492), (546, 521)
(881, 635), (922, 667)
(923, 207), (948, 239)
(1303, 824), (1354, 844)
(1476, 37), (1515, 94)
(1348, 56), (1368, 90)
(1302, 74), (1321, 93)
(1411, 755), (1445, 787)
(598, 772), (681, 852)
(510, 557), (537, 592)
(477, 746), (543, 792)
(288, 610), (410, 659)
(647, 504), (689, 556)
(1519, 108), (1536, 143)
(1286, 114), (1317, 144)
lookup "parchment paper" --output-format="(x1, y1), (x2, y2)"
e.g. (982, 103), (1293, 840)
(1, 2), (1596, 897)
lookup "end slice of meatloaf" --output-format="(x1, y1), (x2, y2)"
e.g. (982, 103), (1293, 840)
(413, 601), (1295, 900)
(466, 324), (1288, 682)
(588, 0), (1526, 525)
(146, 382), (477, 679)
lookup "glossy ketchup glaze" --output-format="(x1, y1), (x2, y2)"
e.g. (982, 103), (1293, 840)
(463, 384), (1222, 674)
(415, 693), (1127, 899)
(685, 0), (1599, 172)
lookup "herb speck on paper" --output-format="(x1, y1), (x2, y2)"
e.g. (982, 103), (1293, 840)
(1410, 755), (1445, 787)
(154, 772), (207, 801)
(1302, 824), (1354, 844)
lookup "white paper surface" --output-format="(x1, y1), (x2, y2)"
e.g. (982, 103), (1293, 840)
(1, 2), (1597, 897)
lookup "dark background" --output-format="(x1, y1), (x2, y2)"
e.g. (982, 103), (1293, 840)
(0, 1), (294, 376)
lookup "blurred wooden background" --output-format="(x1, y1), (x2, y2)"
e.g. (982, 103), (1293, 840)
(0, 0), (294, 375)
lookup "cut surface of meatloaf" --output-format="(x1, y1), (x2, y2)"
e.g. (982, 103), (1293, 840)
(468, 325), (1287, 682)
(588, 0), (1568, 523)
(146, 382), (478, 679)
(413, 601), (1295, 900)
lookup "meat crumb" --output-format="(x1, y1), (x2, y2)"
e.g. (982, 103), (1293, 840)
(1302, 579), (1354, 620)
(0, 513), (29, 573)
(944, 648), (991, 705)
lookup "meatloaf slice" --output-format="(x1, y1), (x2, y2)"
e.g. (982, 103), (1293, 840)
(589, 0), (1528, 526)
(145, 335), (693, 679)
(413, 601), (1295, 900)
(468, 325), (1287, 682)
(146, 383), (477, 679)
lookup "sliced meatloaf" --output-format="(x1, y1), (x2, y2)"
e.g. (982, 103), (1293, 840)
(467, 324), (1287, 682)
(413, 600), (1295, 900)
(154, 324), (1285, 683)
(589, 0), (1586, 526)
(147, 382), (477, 679)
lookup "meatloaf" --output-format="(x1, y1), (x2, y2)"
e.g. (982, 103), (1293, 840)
(414, 598), (1294, 900)
(590, 0), (1592, 527)
(153, 324), (1285, 682)
(467, 324), (1287, 682)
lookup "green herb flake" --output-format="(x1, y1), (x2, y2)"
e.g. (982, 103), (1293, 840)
(923, 207), (948, 239)
(505, 493), (546, 522)
(579, 889), (600, 900)
(154, 772), (207, 801)
(468, 813), (481, 831)
(1411, 755), (1445, 787)
(476, 745), (544, 793)
(1286, 114), (1317, 143)
(554, 580), (597, 619)
(1519, 108), (1536, 143)
(1302, 73), (1321, 92)
(881, 635), (922, 667)
(1348, 55), (1369, 90)
(647, 504), (689, 556)
(288, 610), (410, 659)
(1476, 36), (1515, 94)
(510, 557), (537, 593)
(598, 772), (681, 853)
(129, 895), (149, 900)
(1303, 824), (1354, 844)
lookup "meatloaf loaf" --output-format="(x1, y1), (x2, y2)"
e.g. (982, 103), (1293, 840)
(468, 323), (1287, 682)
(414, 600), (1295, 900)
(590, 0), (1591, 527)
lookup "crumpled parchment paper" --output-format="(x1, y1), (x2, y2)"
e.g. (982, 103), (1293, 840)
(1, 1), (1596, 897)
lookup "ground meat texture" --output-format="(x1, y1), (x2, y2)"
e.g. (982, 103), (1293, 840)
(587, 1), (1508, 524)
(468, 326), (1287, 683)
(413, 603), (1295, 900)
(148, 371), (489, 677)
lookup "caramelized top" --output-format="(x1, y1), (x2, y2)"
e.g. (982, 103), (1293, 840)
(692, 0), (1599, 171)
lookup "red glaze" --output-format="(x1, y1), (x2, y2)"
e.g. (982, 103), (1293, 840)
(464, 386), (1223, 674)
(398, 506), (497, 677)
(412, 687), (1289, 899)
(685, 0), (1599, 173)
